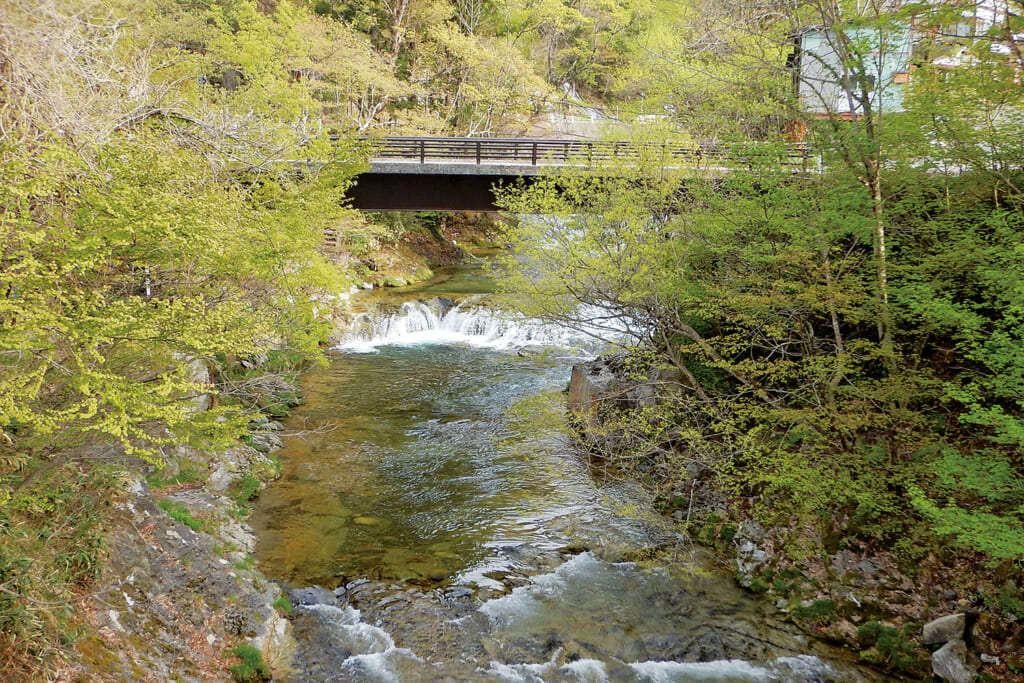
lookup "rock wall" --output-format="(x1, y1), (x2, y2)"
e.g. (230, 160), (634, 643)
(75, 467), (289, 681)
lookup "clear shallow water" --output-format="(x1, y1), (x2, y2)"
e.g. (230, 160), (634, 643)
(251, 265), (888, 682)
(251, 344), (592, 586)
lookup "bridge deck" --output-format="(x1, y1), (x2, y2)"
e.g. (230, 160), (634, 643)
(370, 135), (815, 167)
(349, 136), (815, 210)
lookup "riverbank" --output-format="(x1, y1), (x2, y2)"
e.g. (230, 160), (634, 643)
(49, 233), (1015, 682)
(62, 353), (309, 681)
(39, 219), (502, 680)
(568, 353), (1024, 683)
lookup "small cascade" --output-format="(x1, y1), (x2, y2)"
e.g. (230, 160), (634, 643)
(256, 263), (887, 683)
(336, 298), (609, 353)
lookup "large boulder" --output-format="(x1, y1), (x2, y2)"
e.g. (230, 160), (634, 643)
(922, 613), (966, 645)
(931, 639), (977, 683)
(566, 355), (627, 449)
(567, 353), (686, 449)
(567, 358), (621, 416)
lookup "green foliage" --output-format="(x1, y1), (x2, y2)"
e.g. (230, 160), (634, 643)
(0, 126), (348, 462)
(231, 474), (263, 504)
(987, 580), (1024, 620)
(228, 643), (270, 682)
(0, 460), (113, 677)
(497, 22), (1024, 568)
(273, 595), (293, 615)
(856, 621), (918, 671)
(157, 499), (206, 532)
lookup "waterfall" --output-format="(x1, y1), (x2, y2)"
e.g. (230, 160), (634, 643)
(335, 299), (612, 353)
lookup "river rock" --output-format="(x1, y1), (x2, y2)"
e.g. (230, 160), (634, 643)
(352, 515), (380, 525)
(289, 586), (336, 606)
(517, 344), (547, 356)
(922, 613), (966, 645)
(822, 619), (859, 644)
(249, 431), (283, 453)
(734, 541), (768, 586)
(931, 639), (977, 683)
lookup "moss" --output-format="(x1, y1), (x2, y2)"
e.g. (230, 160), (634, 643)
(76, 634), (122, 671)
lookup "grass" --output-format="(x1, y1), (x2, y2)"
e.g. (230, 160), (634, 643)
(0, 458), (113, 679)
(228, 643), (269, 682)
(273, 595), (292, 615)
(157, 499), (205, 532)
(230, 474), (262, 504)
(146, 462), (203, 490)
(232, 554), (256, 572)
(857, 620), (919, 671)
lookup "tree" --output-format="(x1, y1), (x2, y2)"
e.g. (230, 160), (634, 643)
(495, 0), (1024, 568)
(0, 2), (368, 670)
(419, 23), (553, 135)
(488, 0), (652, 96)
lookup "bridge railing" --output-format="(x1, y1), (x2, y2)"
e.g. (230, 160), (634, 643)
(372, 136), (812, 167)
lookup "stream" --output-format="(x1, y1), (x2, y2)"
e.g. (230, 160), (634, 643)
(250, 261), (888, 682)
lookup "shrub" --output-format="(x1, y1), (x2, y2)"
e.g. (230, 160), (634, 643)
(856, 621), (917, 671)
(228, 644), (270, 682)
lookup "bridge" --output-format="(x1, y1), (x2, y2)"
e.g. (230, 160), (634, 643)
(345, 137), (814, 211)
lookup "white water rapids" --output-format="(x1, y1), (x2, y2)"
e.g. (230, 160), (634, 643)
(255, 286), (887, 683)
(335, 298), (620, 354)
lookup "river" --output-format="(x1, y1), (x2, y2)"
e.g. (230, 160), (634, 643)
(249, 260), (888, 682)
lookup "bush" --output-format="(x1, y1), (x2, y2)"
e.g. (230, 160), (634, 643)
(856, 621), (917, 671)
(229, 643), (270, 682)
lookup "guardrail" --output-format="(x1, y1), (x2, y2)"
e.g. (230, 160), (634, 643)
(371, 136), (812, 167)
